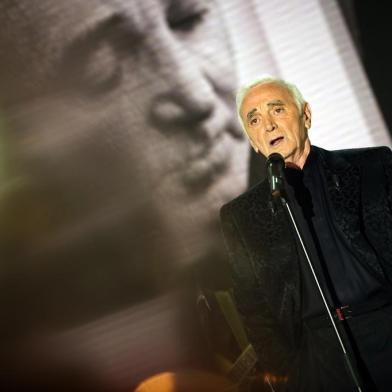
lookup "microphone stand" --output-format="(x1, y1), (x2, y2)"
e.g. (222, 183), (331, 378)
(266, 154), (365, 392)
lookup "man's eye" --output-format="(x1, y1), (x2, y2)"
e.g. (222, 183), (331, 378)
(249, 118), (259, 126)
(274, 107), (284, 114)
(59, 15), (124, 95)
(168, 9), (207, 32)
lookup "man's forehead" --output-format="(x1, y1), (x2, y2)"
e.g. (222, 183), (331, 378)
(0, 0), (162, 35)
(246, 83), (291, 102)
(0, 0), (212, 49)
(241, 84), (293, 113)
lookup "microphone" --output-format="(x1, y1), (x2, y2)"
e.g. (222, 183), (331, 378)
(266, 153), (285, 197)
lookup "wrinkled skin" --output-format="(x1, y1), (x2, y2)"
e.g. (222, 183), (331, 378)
(0, 0), (249, 317)
(0, 1), (251, 387)
(241, 82), (311, 168)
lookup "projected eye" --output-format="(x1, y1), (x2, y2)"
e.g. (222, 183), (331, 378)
(169, 11), (205, 31)
(167, 2), (209, 32)
(60, 14), (125, 95)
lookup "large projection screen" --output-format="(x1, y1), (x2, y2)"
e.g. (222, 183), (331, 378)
(0, 0), (390, 390)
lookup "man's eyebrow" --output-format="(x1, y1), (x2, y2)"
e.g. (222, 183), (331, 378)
(246, 109), (257, 120)
(64, 10), (128, 54)
(267, 100), (285, 107)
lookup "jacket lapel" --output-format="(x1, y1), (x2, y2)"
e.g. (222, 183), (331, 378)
(317, 147), (385, 279)
(317, 147), (361, 241)
(237, 180), (301, 339)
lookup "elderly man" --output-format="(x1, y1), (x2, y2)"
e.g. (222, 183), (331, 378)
(220, 76), (392, 391)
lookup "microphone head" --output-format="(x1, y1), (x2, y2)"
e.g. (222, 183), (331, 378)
(266, 153), (285, 197)
(266, 152), (285, 168)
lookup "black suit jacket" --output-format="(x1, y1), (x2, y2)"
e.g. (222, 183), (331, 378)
(220, 145), (392, 375)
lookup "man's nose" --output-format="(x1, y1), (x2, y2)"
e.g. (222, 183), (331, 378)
(150, 86), (214, 128)
(148, 32), (217, 133)
(264, 115), (277, 132)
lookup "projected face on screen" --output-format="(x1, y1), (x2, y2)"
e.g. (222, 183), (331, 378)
(0, 0), (249, 308)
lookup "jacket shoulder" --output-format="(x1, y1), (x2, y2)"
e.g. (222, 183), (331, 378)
(335, 145), (390, 157)
(220, 180), (269, 220)
(316, 144), (390, 157)
(314, 145), (392, 169)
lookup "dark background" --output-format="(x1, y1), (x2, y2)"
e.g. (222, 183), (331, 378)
(339, 0), (392, 135)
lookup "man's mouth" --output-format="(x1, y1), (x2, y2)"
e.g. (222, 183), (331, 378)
(270, 136), (284, 147)
(181, 134), (231, 191)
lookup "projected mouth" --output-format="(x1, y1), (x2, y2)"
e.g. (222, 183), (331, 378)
(270, 136), (284, 147)
(182, 135), (230, 191)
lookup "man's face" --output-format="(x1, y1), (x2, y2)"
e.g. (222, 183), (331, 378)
(0, 0), (249, 265)
(240, 83), (311, 165)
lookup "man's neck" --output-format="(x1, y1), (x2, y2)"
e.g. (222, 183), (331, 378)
(286, 140), (311, 170)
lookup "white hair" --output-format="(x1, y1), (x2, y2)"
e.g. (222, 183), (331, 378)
(236, 75), (306, 131)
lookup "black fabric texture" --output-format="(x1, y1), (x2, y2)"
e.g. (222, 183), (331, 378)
(220, 145), (392, 390)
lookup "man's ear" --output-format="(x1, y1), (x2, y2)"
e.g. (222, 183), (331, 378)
(303, 102), (312, 129)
